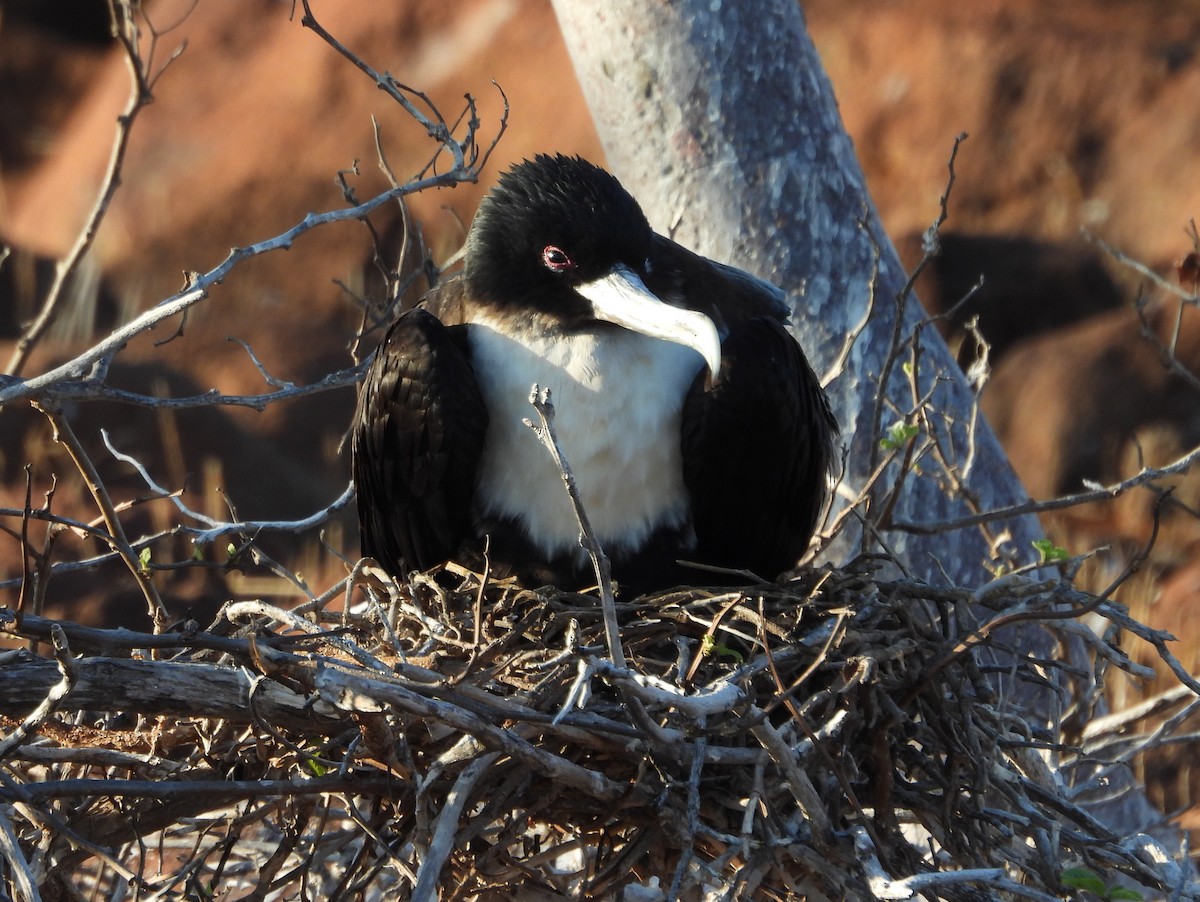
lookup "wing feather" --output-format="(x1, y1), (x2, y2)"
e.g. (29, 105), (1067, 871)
(352, 295), (487, 576)
(682, 317), (837, 577)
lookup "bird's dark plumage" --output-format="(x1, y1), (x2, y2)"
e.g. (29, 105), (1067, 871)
(352, 154), (837, 594)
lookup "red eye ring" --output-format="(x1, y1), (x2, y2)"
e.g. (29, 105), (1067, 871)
(542, 245), (575, 273)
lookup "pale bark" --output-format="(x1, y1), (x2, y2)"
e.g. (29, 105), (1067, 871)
(0, 656), (344, 734)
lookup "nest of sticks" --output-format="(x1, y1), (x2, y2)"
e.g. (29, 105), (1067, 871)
(1, 551), (1195, 900)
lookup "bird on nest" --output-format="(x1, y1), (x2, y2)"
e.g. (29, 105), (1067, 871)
(352, 154), (837, 595)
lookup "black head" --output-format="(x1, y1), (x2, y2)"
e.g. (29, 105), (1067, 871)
(464, 155), (723, 374)
(465, 155), (655, 319)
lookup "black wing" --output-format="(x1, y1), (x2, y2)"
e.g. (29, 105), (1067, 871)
(682, 316), (837, 578)
(352, 303), (488, 577)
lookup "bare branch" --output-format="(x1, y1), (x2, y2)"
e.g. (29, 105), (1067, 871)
(32, 402), (169, 626)
(37, 359), (367, 410)
(868, 132), (968, 473)
(891, 439), (1200, 535)
(0, 171), (476, 408)
(0, 624), (75, 759)
(411, 751), (500, 899)
(1090, 232), (1199, 304)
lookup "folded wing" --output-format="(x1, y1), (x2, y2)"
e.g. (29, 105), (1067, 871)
(352, 296), (488, 576)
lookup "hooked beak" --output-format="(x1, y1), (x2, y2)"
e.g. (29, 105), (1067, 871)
(574, 264), (722, 378)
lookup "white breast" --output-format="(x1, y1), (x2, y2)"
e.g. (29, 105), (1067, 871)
(466, 313), (706, 563)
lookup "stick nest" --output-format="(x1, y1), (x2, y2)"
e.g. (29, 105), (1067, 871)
(0, 557), (1193, 900)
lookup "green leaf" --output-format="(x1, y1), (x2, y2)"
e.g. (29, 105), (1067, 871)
(1060, 867), (1107, 894)
(138, 546), (152, 576)
(879, 421), (919, 451)
(700, 634), (743, 664)
(1033, 538), (1069, 564)
(1108, 889), (1143, 901)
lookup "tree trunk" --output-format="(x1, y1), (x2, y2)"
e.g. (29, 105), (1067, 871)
(550, 0), (1173, 842)
(550, 0), (1041, 585)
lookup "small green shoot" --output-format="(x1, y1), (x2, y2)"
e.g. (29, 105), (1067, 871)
(879, 421), (919, 452)
(1033, 538), (1069, 564)
(1061, 866), (1142, 900)
(303, 757), (329, 777)
(700, 634), (743, 664)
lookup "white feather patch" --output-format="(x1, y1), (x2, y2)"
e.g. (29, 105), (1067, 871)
(466, 312), (705, 563)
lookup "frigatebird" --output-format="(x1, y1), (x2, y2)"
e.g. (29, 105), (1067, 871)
(352, 154), (836, 594)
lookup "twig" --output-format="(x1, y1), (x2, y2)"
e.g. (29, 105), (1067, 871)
(666, 731), (705, 902)
(411, 752), (500, 901)
(313, 666), (642, 804)
(5, 0), (165, 376)
(0, 625), (75, 760)
(299, 0), (508, 181)
(524, 386), (624, 667)
(0, 167), (479, 409)
(39, 360), (367, 411)
(225, 337), (294, 390)
(224, 598), (389, 672)
(1133, 294), (1200, 393)
(749, 712), (831, 843)
(1081, 684), (1198, 746)
(868, 132), (967, 474)
(32, 402), (169, 627)
(890, 439), (1200, 534)
(0, 805), (40, 902)
(104, 428), (355, 543)
(820, 214), (878, 388)
(16, 466), (34, 618)
(0, 769), (140, 882)
(591, 658), (744, 717)
(0, 608), (336, 658)
(13, 775), (399, 803)
(300, 0), (462, 172)
(10, 744), (184, 774)
(1089, 232), (1198, 304)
